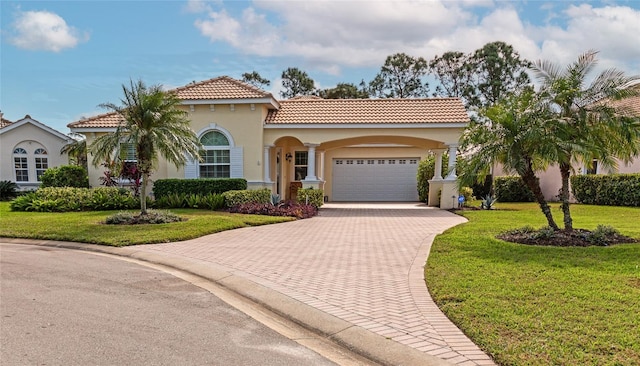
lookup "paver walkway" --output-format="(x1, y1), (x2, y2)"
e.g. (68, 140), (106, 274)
(137, 203), (495, 365)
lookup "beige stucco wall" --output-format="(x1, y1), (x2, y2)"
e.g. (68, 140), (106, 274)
(82, 102), (268, 190)
(168, 103), (266, 183)
(0, 123), (69, 189)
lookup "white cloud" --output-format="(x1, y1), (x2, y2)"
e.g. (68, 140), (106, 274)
(9, 10), (88, 52)
(537, 5), (640, 69)
(183, 0), (221, 14)
(190, 1), (640, 77)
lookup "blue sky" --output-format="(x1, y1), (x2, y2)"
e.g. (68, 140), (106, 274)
(2, 0), (640, 134)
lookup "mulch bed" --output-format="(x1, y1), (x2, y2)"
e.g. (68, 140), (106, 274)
(497, 229), (637, 247)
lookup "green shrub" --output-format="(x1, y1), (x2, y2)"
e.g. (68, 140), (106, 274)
(200, 193), (225, 210)
(40, 165), (89, 188)
(184, 194), (201, 208)
(571, 173), (640, 207)
(588, 225), (620, 246)
(9, 187), (136, 212)
(222, 188), (272, 207)
(297, 188), (324, 207)
(153, 178), (247, 199)
(154, 193), (186, 208)
(494, 176), (535, 202)
(459, 186), (473, 204)
(417, 153), (449, 202)
(0, 181), (19, 201)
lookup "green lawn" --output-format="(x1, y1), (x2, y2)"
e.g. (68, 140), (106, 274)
(426, 203), (640, 366)
(0, 202), (292, 246)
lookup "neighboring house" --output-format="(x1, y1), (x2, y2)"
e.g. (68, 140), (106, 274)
(68, 76), (469, 208)
(0, 114), (72, 190)
(494, 94), (640, 201)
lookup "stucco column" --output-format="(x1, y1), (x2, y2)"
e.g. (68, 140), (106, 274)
(303, 143), (319, 181)
(263, 145), (273, 183)
(319, 151), (325, 180)
(432, 149), (445, 180)
(445, 144), (458, 180)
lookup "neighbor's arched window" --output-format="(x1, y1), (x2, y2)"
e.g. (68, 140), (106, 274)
(199, 131), (230, 178)
(13, 147), (29, 182)
(34, 148), (48, 181)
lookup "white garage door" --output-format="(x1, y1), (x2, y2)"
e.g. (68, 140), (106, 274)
(332, 158), (420, 201)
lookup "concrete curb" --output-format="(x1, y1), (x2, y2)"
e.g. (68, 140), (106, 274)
(2, 238), (452, 366)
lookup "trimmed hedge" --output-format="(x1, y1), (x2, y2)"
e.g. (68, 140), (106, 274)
(571, 173), (640, 207)
(9, 187), (137, 212)
(153, 178), (247, 198)
(222, 189), (272, 207)
(296, 188), (324, 207)
(494, 176), (535, 202)
(40, 165), (89, 188)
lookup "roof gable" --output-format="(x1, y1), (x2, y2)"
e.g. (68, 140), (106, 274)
(0, 115), (70, 141)
(68, 112), (124, 129)
(173, 76), (274, 101)
(264, 98), (470, 125)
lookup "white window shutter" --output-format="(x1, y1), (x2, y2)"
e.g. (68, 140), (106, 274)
(184, 157), (198, 179)
(230, 147), (243, 178)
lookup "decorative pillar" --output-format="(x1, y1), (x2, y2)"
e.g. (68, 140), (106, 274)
(263, 145), (273, 183)
(303, 143), (319, 181)
(432, 149), (445, 180)
(445, 144), (458, 180)
(319, 151), (325, 181)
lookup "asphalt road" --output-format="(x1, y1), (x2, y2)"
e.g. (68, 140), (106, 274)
(0, 243), (338, 366)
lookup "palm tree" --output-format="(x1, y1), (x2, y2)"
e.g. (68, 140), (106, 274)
(60, 133), (88, 170)
(90, 79), (201, 215)
(532, 50), (640, 230)
(460, 88), (560, 230)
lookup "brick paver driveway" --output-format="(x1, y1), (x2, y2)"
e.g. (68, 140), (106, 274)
(137, 203), (494, 365)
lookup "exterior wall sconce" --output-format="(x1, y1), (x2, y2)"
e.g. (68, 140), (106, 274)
(285, 153), (293, 163)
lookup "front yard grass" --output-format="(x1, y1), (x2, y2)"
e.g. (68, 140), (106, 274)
(426, 202), (640, 365)
(0, 202), (292, 246)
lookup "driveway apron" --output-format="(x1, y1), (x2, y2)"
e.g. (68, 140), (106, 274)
(137, 203), (495, 365)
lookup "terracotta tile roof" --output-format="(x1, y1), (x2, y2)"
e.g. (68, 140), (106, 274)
(172, 76), (272, 100)
(0, 118), (13, 128)
(68, 112), (124, 128)
(264, 98), (469, 124)
(612, 95), (640, 116)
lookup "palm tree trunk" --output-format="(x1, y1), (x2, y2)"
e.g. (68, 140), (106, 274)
(559, 163), (573, 231)
(521, 167), (559, 230)
(140, 172), (149, 215)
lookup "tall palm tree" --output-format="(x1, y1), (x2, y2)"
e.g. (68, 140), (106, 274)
(460, 88), (560, 230)
(532, 50), (640, 230)
(90, 79), (201, 215)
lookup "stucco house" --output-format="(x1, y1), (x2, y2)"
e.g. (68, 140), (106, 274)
(68, 76), (469, 208)
(0, 114), (71, 190)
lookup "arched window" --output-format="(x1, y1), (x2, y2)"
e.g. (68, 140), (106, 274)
(34, 148), (49, 181)
(199, 131), (230, 178)
(13, 148), (29, 182)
